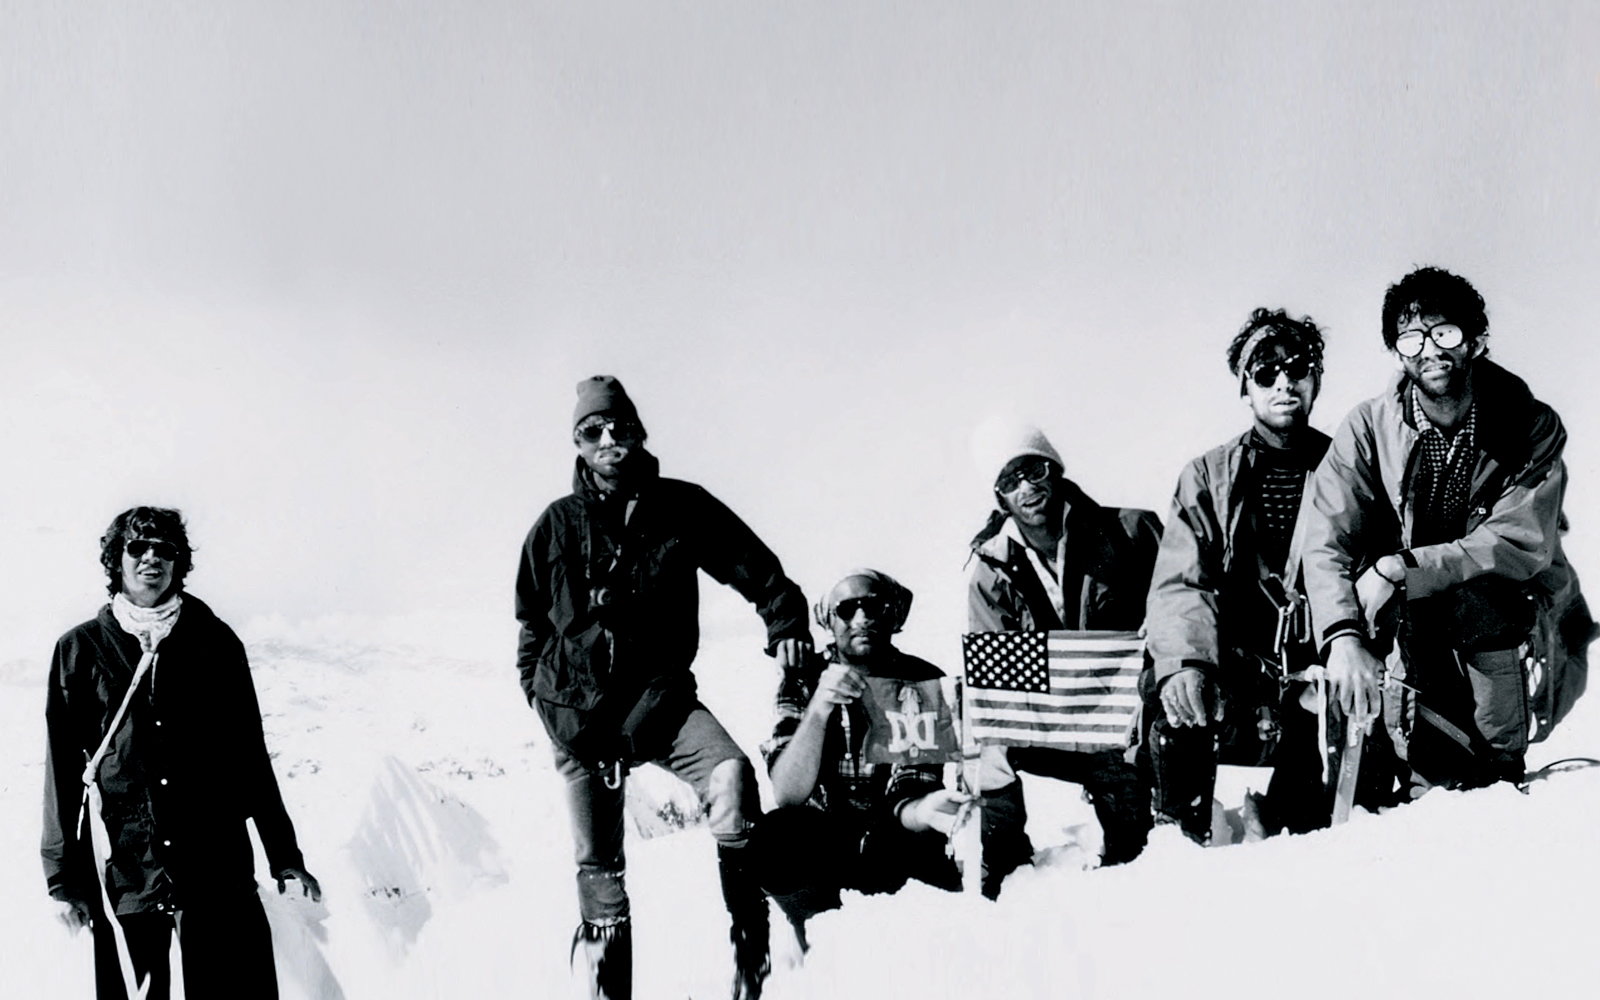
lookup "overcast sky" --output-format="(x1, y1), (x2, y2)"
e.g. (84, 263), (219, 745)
(3, 2), (1597, 667)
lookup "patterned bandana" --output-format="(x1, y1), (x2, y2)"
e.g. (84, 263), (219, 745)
(813, 568), (913, 632)
(1408, 384), (1478, 542)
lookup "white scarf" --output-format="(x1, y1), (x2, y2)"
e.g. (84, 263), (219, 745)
(111, 591), (183, 653)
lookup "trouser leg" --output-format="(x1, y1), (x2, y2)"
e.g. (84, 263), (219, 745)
(176, 891), (279, 1000)
(93, 910), (174, 1000)
(1079, 750), (1152, 863)
(555, 749), (630, 926)
(1147, 718), (1218, 843)
(1010, 746), (1152, 865)
(555, 747), (632, 1000)
(1262, 689), (1333, 834)
(744, 807), (848, 945)
(1467, 647), (1529, 781)
(861, 820), (962, 894)
(978, 778), (1032, 899)
(658, 706), (769, 999)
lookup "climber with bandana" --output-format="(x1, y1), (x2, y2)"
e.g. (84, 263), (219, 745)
(747, 569), (970, 943)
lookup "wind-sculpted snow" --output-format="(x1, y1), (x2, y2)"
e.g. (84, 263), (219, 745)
(347, 756), (509, 954)
(3, 617), (1597, 999)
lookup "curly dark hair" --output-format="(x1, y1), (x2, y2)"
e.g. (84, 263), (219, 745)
(1226, 307), (1326, 379)
(99, 506), (194, 596)
(1381, 266), (1488, 349)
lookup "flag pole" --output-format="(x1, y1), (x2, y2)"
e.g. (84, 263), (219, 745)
(952, 668), (983, 895)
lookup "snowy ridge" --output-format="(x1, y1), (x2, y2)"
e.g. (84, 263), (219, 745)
(3, 615), (1596, 999)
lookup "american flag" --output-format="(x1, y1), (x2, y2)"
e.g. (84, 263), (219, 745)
(962, 630), (1143, 752)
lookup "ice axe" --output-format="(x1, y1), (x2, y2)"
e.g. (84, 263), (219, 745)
(1330, 707), (1374, 825)
(1331, 582), (1404, 825)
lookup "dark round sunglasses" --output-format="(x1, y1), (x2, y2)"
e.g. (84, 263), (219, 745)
(576, 417), (643, 445)
(995, 457), (1053, 494)
(1394, 321), (1465, 358)
(1247, 356), (1315, 388)
(126, 539), (180, 561)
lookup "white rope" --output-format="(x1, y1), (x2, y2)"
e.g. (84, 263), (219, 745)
(78, 647), (159, 1000)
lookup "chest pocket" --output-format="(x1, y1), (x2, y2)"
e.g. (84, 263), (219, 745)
(634, 537), (686, 588)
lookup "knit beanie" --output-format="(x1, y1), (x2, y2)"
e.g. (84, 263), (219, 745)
(970, 416), (1065, 487)
(574, 376), (641, 429)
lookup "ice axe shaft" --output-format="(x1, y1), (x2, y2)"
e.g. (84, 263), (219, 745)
(1331, 711), (1372, 825)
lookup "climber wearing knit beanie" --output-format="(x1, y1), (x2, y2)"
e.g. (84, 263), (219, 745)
(964, 416), (1161, 897)
(517, 376), (813, 1000)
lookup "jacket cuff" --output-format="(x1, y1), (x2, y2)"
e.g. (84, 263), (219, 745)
(764, 626), (813, 655)
(1318, 622), (1365, 657)
(47, 880), (91, 905)
(1152, 657), (1212, 684)
(265, 845), (307, 877)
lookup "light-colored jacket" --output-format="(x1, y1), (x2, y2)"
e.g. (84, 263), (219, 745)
(1298, 360), (1593, 737)
(1144, 428), (1330, 687)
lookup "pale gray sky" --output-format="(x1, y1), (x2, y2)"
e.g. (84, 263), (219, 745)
(3, 2), (1597, 665)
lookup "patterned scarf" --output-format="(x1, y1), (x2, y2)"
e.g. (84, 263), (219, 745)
(1408, 385), (1478, 544)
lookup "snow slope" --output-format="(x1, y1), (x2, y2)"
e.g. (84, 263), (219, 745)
(3, 612), (1596, 1000)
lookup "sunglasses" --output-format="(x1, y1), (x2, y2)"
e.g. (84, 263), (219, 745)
(125, 539), (180, 561)
(995, 458), (1053, 494)
(1247, 357), (1316, 388)
(834, 597), (893, 622)
(1394, 321), (1466, 358)
(576, 417), (643, 445)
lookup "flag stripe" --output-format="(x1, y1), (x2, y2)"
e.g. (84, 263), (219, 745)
(1044, 679), (1138, 692)
(972, 718), (1133, 734)
(970, 699), (1140, 715)
(970, 731), (1130, 748)
(1048, 649), (1142, 660)
(1047, 667), (1139, 681)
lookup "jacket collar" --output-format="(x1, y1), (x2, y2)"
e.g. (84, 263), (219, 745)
(1234, 425), (1331, 472)
(969, 477), (1099, 562)
(572, 448), (661, 504)
(1386, 358), (1535, 470)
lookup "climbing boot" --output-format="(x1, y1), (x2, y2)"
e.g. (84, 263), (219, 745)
(571, 919), (632, 1000)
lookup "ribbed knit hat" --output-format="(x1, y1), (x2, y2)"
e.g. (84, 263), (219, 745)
(573, 375), (641, 429)
(970, 416), (1065, 487)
